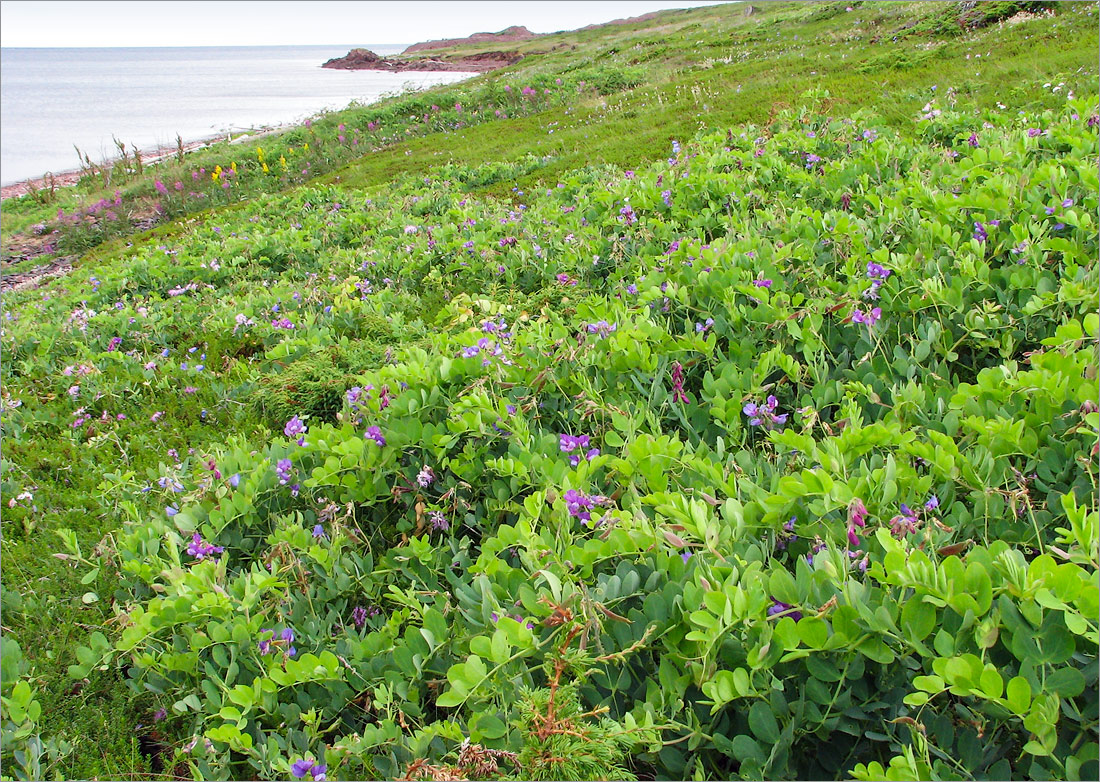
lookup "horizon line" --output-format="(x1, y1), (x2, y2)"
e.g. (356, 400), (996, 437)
(1, 42), (412, 49)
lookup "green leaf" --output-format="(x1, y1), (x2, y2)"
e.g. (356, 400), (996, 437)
(730, 734), (765, 764)
(796, 617), (828, 649)
(1046, 667), (1085, 698)
(435, 690), (465, 708)
(475, 714), (508, 739)
(901, 598), (936, 642)
(1006, 676), (1031, 714)
(748, 701), (780, 744)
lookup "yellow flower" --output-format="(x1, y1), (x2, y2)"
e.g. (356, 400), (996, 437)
(213, 164), (222, 182)
(256, 147), (265, 162)
(231, 162), (237, 173)
(279, 156), (288, 171)
(262, 162), (269, 174)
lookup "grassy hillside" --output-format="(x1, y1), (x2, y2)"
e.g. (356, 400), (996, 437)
(0, 2), (1097, 780)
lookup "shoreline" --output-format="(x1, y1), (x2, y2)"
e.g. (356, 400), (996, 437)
(0, 123), (294, 201)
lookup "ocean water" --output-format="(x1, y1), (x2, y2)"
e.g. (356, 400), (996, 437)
(0, 45), (474, 185)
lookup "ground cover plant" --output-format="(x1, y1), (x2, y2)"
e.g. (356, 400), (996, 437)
(1, 2), (1097, 780)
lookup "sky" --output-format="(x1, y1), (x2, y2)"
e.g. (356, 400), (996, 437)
(0, 0), (736, 48)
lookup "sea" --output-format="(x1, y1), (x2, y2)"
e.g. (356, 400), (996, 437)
(0, 45), (475, 185)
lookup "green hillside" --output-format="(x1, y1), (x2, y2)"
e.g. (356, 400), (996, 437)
(1, 2), (1097, 780)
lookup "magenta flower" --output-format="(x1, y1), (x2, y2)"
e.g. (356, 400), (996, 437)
(671, 361), (690, 404)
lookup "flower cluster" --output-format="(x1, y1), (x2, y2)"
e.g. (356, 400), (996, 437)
(365, 426), (386, 447)
(847, 498), (868, 547)
(863, 261), (892, 300)
(562, 488), (606, 524)
(461, 337), (511, 367)
(275, 458), (294, 485)
(743, 395), (787, 428)
(560, 434), (599, 467)
(670, 361), (690, 404)
(585, 320), (617, 337)
(186, 532), (224, 561)
(416, 465), (436, 487)
(284, 415), (307, 445)
(290, 757), (326, 781)
(851, 306), (882, 327)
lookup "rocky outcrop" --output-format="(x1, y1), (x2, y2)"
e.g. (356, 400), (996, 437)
(401, 26), (538, 54)
(322, 48), (524, 73)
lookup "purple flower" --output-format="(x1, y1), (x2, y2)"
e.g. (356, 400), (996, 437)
(351, 606), (368, 628)
(805, 153), (822, 168)
(258, 629), (274, 655)
(107, 337), (122, 352)
(681, 551), (693, 563)
(284, 415), (306, 438)
(153, 707), (167, 722)
(752, 277), (772, 288)
(862, 129), (877, 142)
(416, 466), (435, 487)
(1026, 128), (1042, 138)
(968, 133), (979, 148)
(619, 204), (636, 226)
(695, 318), (714, 333)
(585, 320), (617, 337)
(429, 511), (449, 531)
(866, 262), (891, 281)
(228, 473), (240, 488)
(1062, 198), (1074, 208)
(767, 599), (802, 622)
(312, 524), (325, 539)
(290, 759), (314, 779)
(186, 532), (224, 560)
(743, 394), (785, 428)
(851, 307), (882, 327)
(661, 189), (672, 207)
(276, 458), (293, 484)
(925, 495), (940, 511)
(972, 221), (988, 243)
(365, 426), (386, 447)
(562, 489), (605, 524)
(559, 434), (591, 453)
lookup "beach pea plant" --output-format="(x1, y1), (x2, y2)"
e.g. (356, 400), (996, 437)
(2, 91), (1098, 780)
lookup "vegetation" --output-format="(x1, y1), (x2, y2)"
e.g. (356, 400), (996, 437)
(1, 2), (1097, 780)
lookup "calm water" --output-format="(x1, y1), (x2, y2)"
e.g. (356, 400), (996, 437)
(0, 45), (474, 185)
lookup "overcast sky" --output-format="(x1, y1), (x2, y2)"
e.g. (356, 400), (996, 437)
(1, 1), (736, 48)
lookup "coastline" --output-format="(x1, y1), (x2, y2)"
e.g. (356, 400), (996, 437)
(0, 124), (291, 201)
